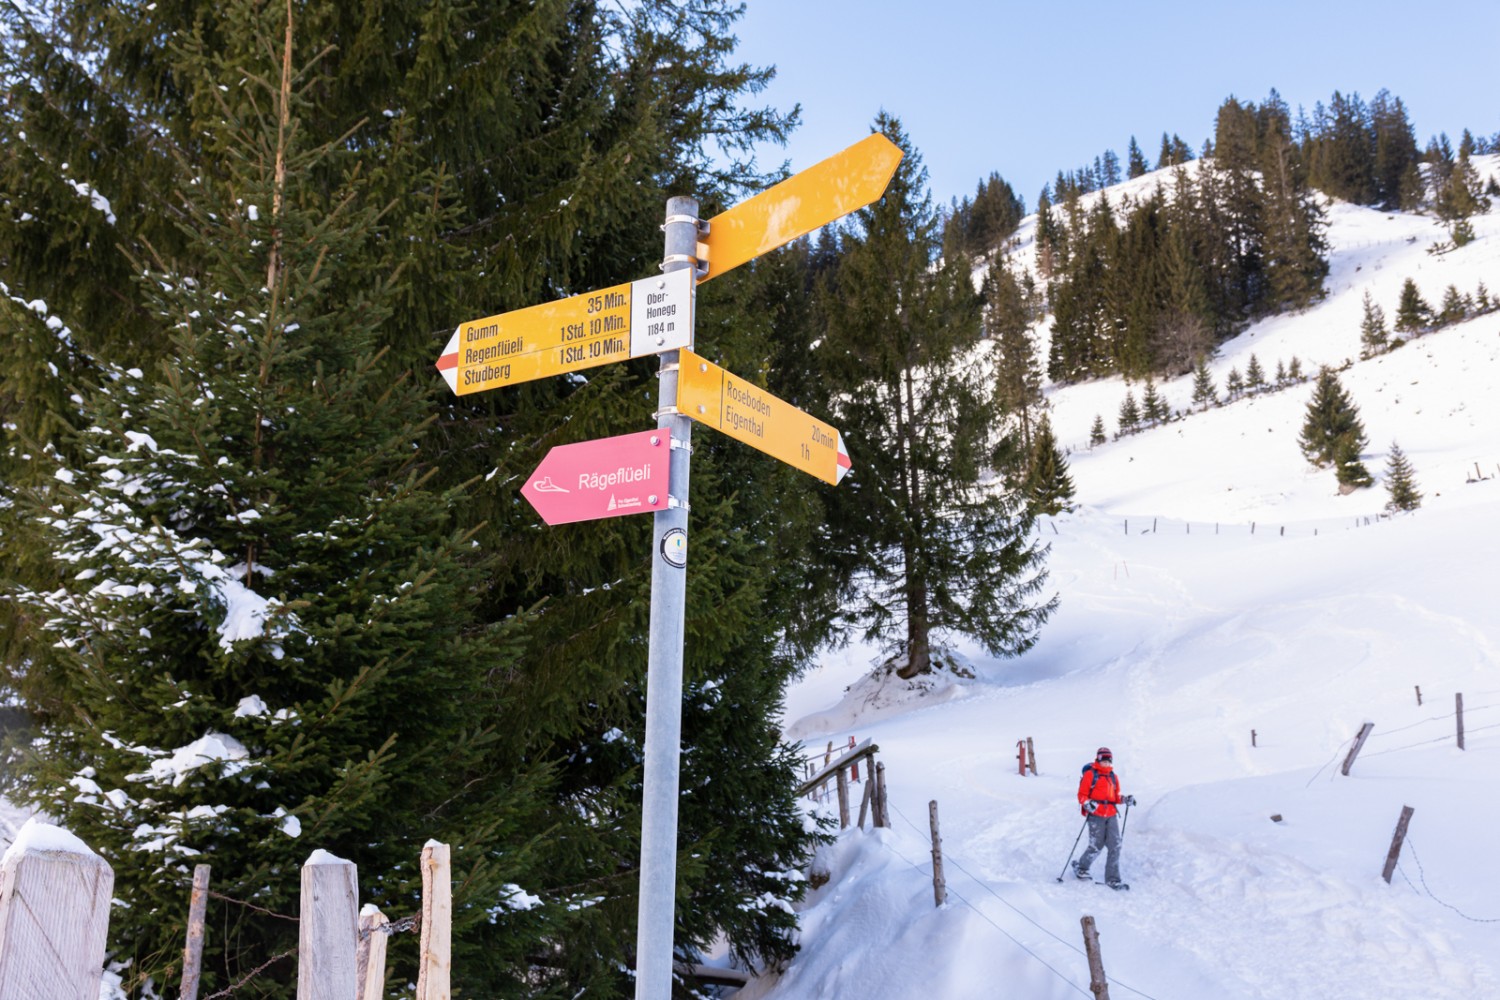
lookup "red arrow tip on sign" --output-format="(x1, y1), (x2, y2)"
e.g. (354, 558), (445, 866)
(836, 437), (852, 483)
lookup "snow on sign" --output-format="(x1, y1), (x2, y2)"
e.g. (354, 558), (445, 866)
(520, 429), (670, 525)
(676, 348), (852, 485)
(435, 267), (694, 394)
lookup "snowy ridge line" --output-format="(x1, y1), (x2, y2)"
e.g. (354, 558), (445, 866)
(1399, 839), (1500, 924)
(884, 801), (1163, 1000)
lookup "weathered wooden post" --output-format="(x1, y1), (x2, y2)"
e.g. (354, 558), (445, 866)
(875, 762), (889, 828)
(180, 863), (212, 1000)
(1340, 722), (1375, 776)
(1251, 729), (1257, 748)
(857, 777), (873, 830)
(1080, 915), (1111, 999)
(1016, 738), (1028, 776)
(0, 820), (115, 1000)
(835, 766), (851, 829)
(928, 800), (947, 907)
(1414, 685), (1422, 706)
(417, 841), (452, 1000)
(1026, 736), (1038, 776)
(355, 905), (390, 1000)
(298, 850), (359, 1000)
(1382, 806), (1416, 884)
(1456, 693), (1465, 750)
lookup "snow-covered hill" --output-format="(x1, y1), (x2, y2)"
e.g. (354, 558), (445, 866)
(744, 163), (1500, 999)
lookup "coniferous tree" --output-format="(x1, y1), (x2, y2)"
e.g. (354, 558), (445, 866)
(1090, 414), (1108, 447)
(6, 23), (564, 991)
(1383, 442), (1422, 512)
(1049, 193), (1118, 381)
(1141, 378), (1168, 424)
(818, 115), (1054, 679)
(1305, 90), (1376, 204)
(1433, 145), (1491, 246)
(1275, 359), (1288, 385)
(1333, 435), (1374, 491)
(1191, 356), (1218, 409)
(986, 260), (1045, 463)
(1034, 187), (1063, 278)
(1299, 367), (1367, 470)
(1102, 149), (1122, 187)
(1258, 92), (1329, 310)
(1127, 136), (1149, 178)
(1117, 390), (1141, 435)
(1, 0), (817, 991)
(1360, 290), (1390, 358)
(1245, 354), (1267, 392)
(1394, 278), (1432, 333)
(1369, 90), (1423, 210)
(1288, 356), (1305, 381)
(1225, 366), (1245, 399)
(1438, 284), (1467, 326)
(1024, 415), (1075, 516)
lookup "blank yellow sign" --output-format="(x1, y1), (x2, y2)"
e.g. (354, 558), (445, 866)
(696, 133), (902, 282)
(677, 349), (851, 485)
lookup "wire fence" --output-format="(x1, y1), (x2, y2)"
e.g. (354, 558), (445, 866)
(881, 800), (1163, 1000)
(1397, 838), (1500, 924)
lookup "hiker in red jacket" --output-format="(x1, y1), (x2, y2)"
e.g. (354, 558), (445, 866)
(1072, 747), (1135, 889)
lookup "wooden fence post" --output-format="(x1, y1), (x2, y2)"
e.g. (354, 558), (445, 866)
(1080, 915), (1111, 999)
(1340, 722), (1375, 776)
(875, 762), (889, 828)
(355, 906), (390, 1000)
(180, 863), (211, 1000)
(1017, 739), (1028, 776)
(0, 821), (115, 1000)
(417, 841), (452, 1000)
(1456, 693), (1465, 750)
(1414, 685), (1422, 706)
(1251, 729), (1257, 748)
(298, 850), (359, 1000)
(835, 767), (851, 829)
(1026, 736), (1037, 776)
(857, 776), (873, 830)
(928, 801), (946, 907)
(1382, 805), (1416, 884)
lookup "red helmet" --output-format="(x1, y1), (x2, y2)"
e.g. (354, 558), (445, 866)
(1095, 747), (1113, 761)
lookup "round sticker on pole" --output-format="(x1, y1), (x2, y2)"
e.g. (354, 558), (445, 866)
(660, 527), (687, 568)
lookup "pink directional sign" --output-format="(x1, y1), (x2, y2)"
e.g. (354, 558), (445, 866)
(521, 429), (670, 525)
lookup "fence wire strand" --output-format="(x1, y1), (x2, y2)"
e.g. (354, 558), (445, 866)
(199, 947), (297, 1000)
(1399, 839), (1500, 923)
(886, 802), (1163, 1000)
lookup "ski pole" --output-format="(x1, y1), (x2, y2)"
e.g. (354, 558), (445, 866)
(1054, 816), (1089, 882)
(1119, 800), (1131, 844)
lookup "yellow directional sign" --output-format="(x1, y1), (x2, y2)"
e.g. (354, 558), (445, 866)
(676, 349), (851, 485)
(436, 268), (694, 394)
(696, 133), (902, 283)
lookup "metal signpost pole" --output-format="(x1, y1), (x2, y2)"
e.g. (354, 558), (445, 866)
(634, 195), (698, 999)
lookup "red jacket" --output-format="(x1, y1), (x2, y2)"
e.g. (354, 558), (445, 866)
(1078, 762), (1122, 817)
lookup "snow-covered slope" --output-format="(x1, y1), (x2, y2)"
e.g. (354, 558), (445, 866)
(744, 165), (1500, 999)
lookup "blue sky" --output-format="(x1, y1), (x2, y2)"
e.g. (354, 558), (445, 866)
(729, 1), (1500, 211)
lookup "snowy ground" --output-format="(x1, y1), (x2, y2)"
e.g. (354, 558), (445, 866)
(741, 166), (1500, 999)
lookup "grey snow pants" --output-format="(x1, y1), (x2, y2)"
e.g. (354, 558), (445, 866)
(1076, 813), (1121, 884)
